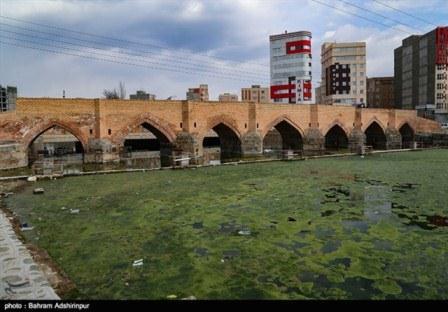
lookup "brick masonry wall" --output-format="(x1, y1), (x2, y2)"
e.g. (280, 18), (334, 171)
(0, 98), (444, 169)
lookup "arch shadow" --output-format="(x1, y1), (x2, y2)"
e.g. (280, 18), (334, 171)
(399, 123), (415, 149)
(263, 119), (303, 153)
(365, 121), (387, 150)
(324, 124), (349, 150)
(25, 121), (87, 166)
(202, 122), (242, 162)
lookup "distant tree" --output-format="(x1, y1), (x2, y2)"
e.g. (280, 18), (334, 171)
(103, 88), (119, 99)
(103, 81), (126, 99)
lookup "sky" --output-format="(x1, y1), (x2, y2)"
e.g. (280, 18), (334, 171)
(0, 0), (447, 100)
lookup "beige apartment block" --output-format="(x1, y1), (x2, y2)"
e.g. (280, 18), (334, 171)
(321, 42), (366, 106)
(218, 93), (238, 102)
(241, 85), (270, 103)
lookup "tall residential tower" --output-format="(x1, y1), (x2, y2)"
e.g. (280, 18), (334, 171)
(394, 27), (448, 122)
(270, 30), (313, 104)
(320, 42), (366, 106)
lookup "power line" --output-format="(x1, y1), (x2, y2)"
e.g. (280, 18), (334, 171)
(309, 0), (414, 35)
(335, 0), (422, 33)
(372, 0), (438, 28)
(0, 40), (269, 84)
(0, 28), (266, 80)
(0, 15), (270, 69)
(0, 22), (268, 76)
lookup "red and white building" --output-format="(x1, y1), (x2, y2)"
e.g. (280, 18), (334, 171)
(270, 30), (313, 104)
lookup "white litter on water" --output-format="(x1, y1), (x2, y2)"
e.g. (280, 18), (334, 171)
(132, 259), (143, 267)
(70, 209), (80, 214)
(27, 176), (37, 182)
(238, 230), (251, 236)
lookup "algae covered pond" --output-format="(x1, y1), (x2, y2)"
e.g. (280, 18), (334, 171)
(5, 149), (448, 299)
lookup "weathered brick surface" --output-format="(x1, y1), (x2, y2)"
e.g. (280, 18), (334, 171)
(0, 98), (443, 169)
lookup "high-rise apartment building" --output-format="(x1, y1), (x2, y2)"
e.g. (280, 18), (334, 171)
(186, 84), (209, 101)
(394, 27), (448, 122)
(241, 85), (270, 103)
(320, 42), (366, 106)
(367, 77), (394, 108)
(270, 31), (313, 104)
(218, 93), (238, 102)
(0, 85), (17, 112)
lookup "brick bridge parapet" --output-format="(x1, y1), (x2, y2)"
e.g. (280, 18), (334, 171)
(0, 98), (444, 169)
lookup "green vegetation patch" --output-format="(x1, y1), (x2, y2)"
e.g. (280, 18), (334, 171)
(5, 149), (448, 299)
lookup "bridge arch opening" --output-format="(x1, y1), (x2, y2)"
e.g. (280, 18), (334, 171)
(324, 125), (348, 150)
(263, 120), (303, 155)
(27, 125), (84, 167)
(202, 123), (241, 163)
(399, 123), (415, 149)
(123, 122), (173, 167)
(365, 122), (386, 150)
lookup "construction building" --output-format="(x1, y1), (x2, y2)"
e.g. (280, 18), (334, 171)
(130, 90), (156, 100)
(186, 84), (209, 101)
(0, 85), (17, 112)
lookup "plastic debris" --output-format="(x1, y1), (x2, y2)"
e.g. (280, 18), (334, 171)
(27, 176), (37, 182)
(132, 259), (143, 267)
(70, 209), (80, 214)
(20, 223), (34, 231)
(166, 294), (177, 299)
(33, 188), (44, 194)
(181, 296), (197, 300)
(238, 230), (251, 236)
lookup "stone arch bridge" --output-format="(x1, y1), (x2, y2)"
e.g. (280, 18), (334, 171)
(0, 98), (443, 169)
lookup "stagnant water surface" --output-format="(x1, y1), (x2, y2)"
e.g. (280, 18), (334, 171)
(4, 150), (448, 299)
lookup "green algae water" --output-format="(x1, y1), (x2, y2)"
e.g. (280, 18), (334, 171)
(5, 149), (448, 299)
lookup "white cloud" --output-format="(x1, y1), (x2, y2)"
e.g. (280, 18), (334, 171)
(0, 0), (445, 100)
(180, 0), (205, 20)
